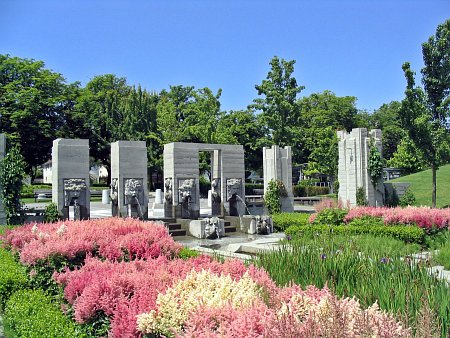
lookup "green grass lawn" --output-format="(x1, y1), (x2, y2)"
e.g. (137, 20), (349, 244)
(390, 164), (450, 208)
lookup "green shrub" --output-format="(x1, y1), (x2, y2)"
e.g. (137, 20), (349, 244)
(293, 185), (330, 197)
(44, 202), (60, 223)
(313, 208), (348, 226)
(0, 247), (29, 310)
(433, 237), (450, 270)
(399, 188), (416, 207)
(245, 183), (264, 195)
(356, 186), (368, 206)
(0, 146), (26, 225)
(264, 180), (287, 214)
(178, 247), (200, 259)
(285, 222), (425, 244)
(199, 176), (210, 198)
(271, 212), (310, 231)
(4, 289), (77, 338)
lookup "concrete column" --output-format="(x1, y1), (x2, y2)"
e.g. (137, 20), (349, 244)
(111, 141), (148, 219)
(52, 139), (90, 219)
(263, 145), (294, 212)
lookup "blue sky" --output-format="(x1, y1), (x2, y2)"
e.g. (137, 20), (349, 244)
(1, 1), (449, 112)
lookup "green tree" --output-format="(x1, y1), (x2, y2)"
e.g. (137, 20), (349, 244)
(399, 19), (450, 207)
(216, 110), (267, 173)
(250, 56), (304, 159)
(387, 137), (425, 174)
(369, 101), (403, 160)
(74, 74), (130, 178)
(0, 55), (80, 180)
(300, 91), (358, 167)
(0, 145), (26, 225)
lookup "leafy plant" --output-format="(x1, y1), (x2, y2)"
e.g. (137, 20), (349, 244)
(0, 146), (26, 225)
(367, 142), (384, 188)
(271, 212), (310, 231)
(0, 247), (29, 310)
(44, 202), (60, 223)
(313, 208), (348, 226)
(356, 186), (368, 206)
(4, 289), (77, 338)
(264, 179), (287, 214)
(399, 188), (416, 207)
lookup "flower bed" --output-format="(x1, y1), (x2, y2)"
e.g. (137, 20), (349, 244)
(2, 218), (182, 265)
(344, 206), (450, 230)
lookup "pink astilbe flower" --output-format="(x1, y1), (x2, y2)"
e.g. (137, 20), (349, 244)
(1, 218), (182, 265)
(54, 255), (273, 337)
(344, 206), (450, 230)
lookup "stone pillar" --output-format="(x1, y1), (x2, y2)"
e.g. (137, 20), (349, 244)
(111, 141), (148, 219)
(163, 143), (200, 219)
(0, 134), (6, 225)
(52, 139), (90, 220)
(263, 145), (294, 212)
(337, 128), (383, 207)
(221, 146), (246, 216)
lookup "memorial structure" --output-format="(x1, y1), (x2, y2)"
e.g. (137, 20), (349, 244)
(111, 141), (148, 219)
(163, 142), (245, 219)
(337, 128), (384, 207)
(52, 139), (90, 220)
(263, 145), (294, 212)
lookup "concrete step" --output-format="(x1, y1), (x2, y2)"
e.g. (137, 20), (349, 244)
(170, 229), (187, 237)
(224, 226), (237, 233)
(167, 223), (182, 231)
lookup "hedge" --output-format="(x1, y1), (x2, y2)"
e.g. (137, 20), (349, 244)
(0, 247), (28, 310)
(271, 212), (310, 231)
(293, 185), (329, 197)
(4, 289), (77, 338)
(285, 223), (425, 244)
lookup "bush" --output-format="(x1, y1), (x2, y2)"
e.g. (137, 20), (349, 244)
(271, 213), (310, 231)
(264, 180), (287, 214)
(399, 188), (416, 207)
(199, 176), (210, 198)
(293, 185), (329, 197)
(356, 187), (368, 206)
(285, 221), (425, 244)
(4, 289), (77, 338)
(20, 184), (51, 198)
(245, 183), (264, 195)
(44, 202), (60, 223)
(178, 247), (200, 259)
(313, 208), (348, 226)
(0, 247), (29, 309)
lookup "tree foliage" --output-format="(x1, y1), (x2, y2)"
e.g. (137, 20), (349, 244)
(0, 145), (26, 225)
(0, 54), (80, 179)
(250, 56), (304, 157)
(399, 19), (450, 207)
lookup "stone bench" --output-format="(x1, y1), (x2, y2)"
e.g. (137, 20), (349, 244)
(293, 196), (322, 205)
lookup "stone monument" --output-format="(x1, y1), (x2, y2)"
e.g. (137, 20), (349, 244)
(52, 138), (90, 220)
(111, 141), (148, 219)
(337, 128), (384, 207)
(263, 145), (294, 212)
(163, 142), (245, 219)
(0, 134), (6, 225)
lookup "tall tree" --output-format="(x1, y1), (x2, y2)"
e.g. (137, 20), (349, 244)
(399, 19), (450, 207)
(0, 55), (80, 180)
(250, 56), (304, 159)
(74, 74), (130, 177)
(369, 101), (403, 160)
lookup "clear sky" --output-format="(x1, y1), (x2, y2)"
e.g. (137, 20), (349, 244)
(1, 0), (449, 113)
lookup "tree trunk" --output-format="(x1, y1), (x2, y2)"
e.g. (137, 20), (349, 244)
(431, 164), (437, 208)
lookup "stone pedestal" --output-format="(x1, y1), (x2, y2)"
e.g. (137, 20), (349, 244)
(263, 145), (294, 212)
(52, 139), (90, 220)
(111, 141), (148, 219)
(189, 217), (225, 239)
(337, 128), (384, 207)
(0, 134), (6, 225)
(152, 189), (165, 217)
